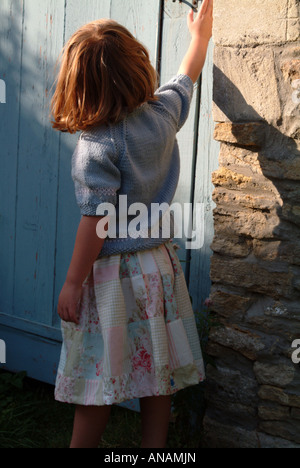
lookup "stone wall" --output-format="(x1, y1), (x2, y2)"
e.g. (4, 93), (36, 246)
(203, 0), (300, 448)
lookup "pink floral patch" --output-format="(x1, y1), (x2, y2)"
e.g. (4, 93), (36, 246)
(132, 347), (152, 373)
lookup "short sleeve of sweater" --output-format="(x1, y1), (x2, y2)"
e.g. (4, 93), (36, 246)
(154, 74), (194, 131)
(72, 127), (121, 216)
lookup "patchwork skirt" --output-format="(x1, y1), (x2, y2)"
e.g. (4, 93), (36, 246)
(55, 240), (205, 407)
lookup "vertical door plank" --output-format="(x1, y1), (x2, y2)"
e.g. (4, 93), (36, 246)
(189, 40), (220, 311)
(64, 0), (111, 42)
(13, 0), (65, 324)
(159, 0), (200, 276)
(0, 0), (24, 316)
(109, 0), (161, 66)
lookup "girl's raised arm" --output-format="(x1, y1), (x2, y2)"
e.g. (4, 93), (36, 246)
(178, 0), (213, 83)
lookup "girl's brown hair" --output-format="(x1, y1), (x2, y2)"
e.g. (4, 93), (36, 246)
(51, 19), (158, 133)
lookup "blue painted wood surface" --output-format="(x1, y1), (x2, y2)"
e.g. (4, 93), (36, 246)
(0, 0), (218, 388)
(189, 40), (220, 313)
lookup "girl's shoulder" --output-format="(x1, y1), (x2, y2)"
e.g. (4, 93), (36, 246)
(77, 121), (124, 164)
(79, 123), (113, 142)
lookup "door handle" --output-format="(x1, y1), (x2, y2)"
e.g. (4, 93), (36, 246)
(172, 0), (200, 12)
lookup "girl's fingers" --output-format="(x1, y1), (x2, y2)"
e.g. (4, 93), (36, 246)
(59, 306), (68, 322)
(188, 8), (194, 26)
(199, 0), (209, 14)
(198, 0), (212, 16)
(58, 302), (72, 323)
(72, 306), (80, 325)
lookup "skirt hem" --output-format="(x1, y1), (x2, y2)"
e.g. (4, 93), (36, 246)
(54, 372), (206, 407)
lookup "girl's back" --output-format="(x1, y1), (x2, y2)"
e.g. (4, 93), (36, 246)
(72, 73), (194, 256)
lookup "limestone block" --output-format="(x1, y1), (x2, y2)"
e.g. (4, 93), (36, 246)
(214, 122), (265, 147)
(277, 48), (300, 138)
(258, 403), (290, 421)
(218, 144), (264, 175)
(213, 0), (298, 46)
(203, 415), (300, 448)
(210, 255), (294, 298)
(202, 416), (259, 448)
(209, 325), (265, 360)
(244, 317), (299, 346)
(258, 385), (300, 408)
(213, 47), (281, 124)
(257, 431), (300, 448)
(212, 186), (281, 213)
(212, 166), (279, 193)
(264, 299), (300, 320)
(286, 0), (300, 42)
(206, 396), (257, 423)
(205, 363), (258, 406)
(209, 286), (255, 317)
(213, 208), (281, 240)
(259, 420), (300, 445)
(212, 167), (253, 189)
(252, 240), (282, 262)
(281, 58), (300, 83)
(211, 233), (252, 258)
(253, 239), (300, 266)
(214, 122), (266, 147)
(245, 297), (300, 340)
(251, 151), (300, 180)
(218, 137), (300, 181)
(254, 361), (296, 387)
(261, 129), (300, 180)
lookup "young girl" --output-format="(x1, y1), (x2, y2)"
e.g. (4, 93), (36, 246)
(51, 0), (213, 449)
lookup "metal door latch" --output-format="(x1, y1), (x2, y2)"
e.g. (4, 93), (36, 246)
(172, 0), (200, 12)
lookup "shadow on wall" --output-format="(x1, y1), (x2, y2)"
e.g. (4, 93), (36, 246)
(211, 64), (300, 316)
(203, 62), (300, 447)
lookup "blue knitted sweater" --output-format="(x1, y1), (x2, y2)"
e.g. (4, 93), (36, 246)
(72, 73), (194, 258)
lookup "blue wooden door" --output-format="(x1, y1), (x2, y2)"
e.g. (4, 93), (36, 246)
(0, 0), (219, 386)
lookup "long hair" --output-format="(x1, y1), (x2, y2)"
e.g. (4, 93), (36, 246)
(51, 19), (158, 133)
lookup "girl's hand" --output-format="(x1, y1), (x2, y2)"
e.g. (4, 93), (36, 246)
(58, 281), (83, 325)
(187, 0), (213, 43)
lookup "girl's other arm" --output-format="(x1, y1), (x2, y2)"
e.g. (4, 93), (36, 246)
(57, 216), (108, 324)
(178, 0), (213, 83)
